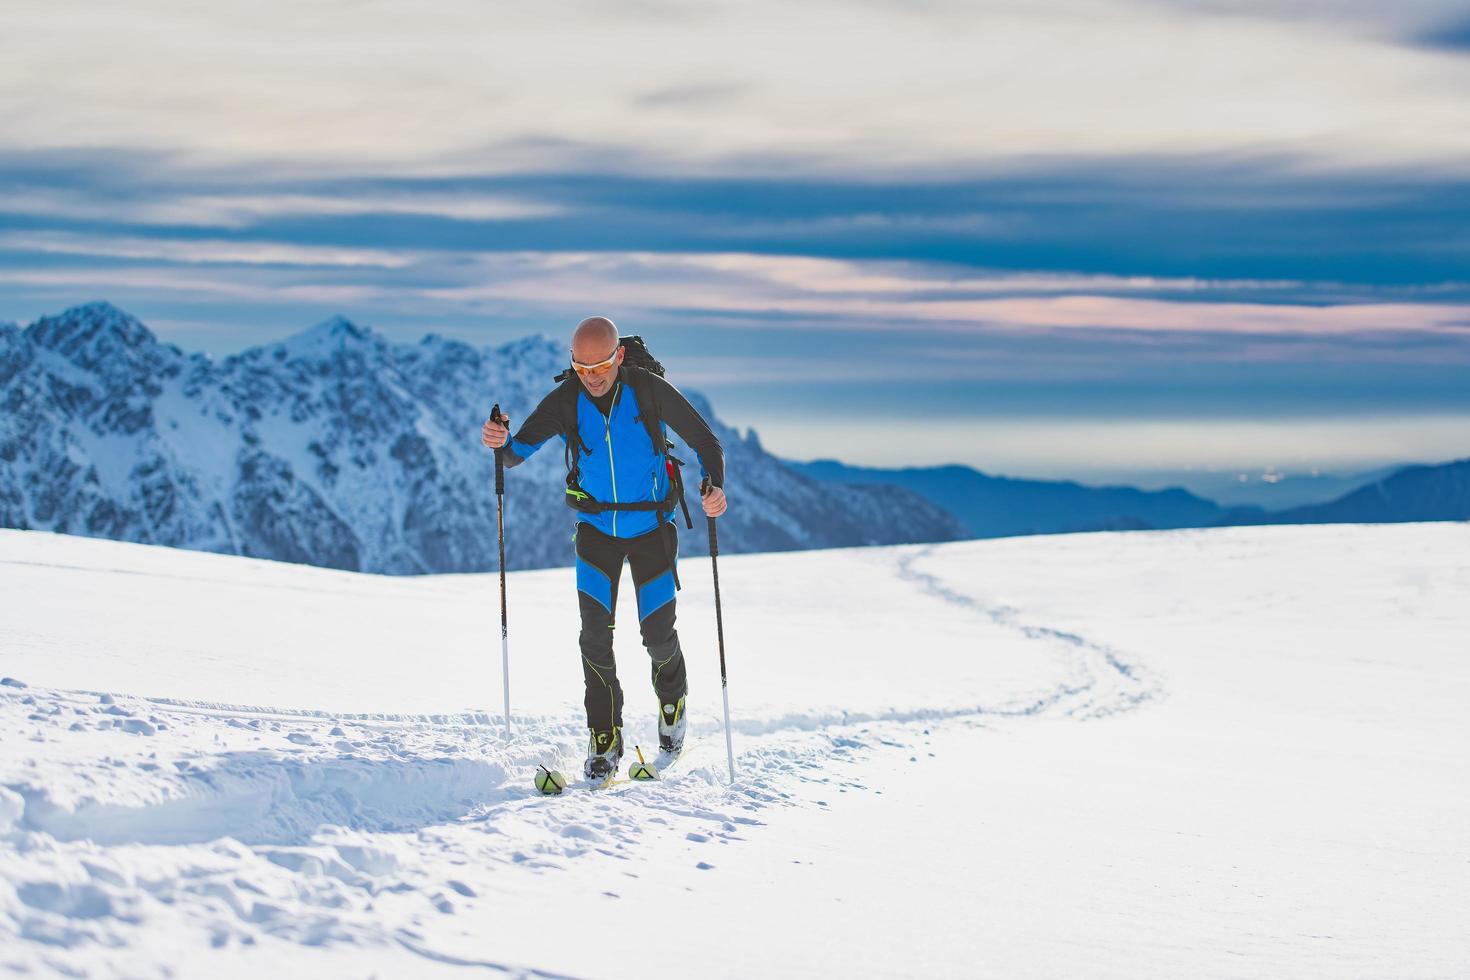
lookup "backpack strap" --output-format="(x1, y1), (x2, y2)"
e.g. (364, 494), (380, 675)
(551, 376), (588, 497)
(625, 368), (694, 531)
(622, 367), (689, 590)
(622, 367), (666, 455)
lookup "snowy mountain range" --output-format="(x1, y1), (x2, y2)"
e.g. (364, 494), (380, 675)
(0, 302), (964, 572)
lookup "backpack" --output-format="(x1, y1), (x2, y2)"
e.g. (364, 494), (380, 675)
(551, 335), (694, 531)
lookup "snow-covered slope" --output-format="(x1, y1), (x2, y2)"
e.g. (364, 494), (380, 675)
(0, 303), (964, 573)
(2, 523), (1466, 978)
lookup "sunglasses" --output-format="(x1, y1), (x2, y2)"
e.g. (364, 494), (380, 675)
(570, 346), (622, 377)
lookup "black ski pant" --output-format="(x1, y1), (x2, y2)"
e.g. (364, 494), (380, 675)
(574, 519), (687, 734)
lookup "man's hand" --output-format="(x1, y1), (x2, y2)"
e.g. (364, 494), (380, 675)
(481, 414), (510, 449)
(701, 484), (727, 518)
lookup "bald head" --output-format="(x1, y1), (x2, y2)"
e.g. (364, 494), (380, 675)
(570, 316), (624, 397)
(572, 316), (619, 361)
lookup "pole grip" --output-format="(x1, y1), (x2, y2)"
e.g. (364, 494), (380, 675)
(701, 477), (719, 556)
(491, 403), (506, 496)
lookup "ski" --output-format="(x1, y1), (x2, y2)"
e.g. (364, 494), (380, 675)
(534, 743), (686, 795)
(628, 744), (658, 780)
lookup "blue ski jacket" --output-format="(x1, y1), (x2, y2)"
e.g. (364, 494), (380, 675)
(498, 367), (724, 539)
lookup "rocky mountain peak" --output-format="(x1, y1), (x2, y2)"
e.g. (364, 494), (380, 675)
(271, 315), (384, 364)
(314, 315), (368, 341)
(24, 302), (159, 369)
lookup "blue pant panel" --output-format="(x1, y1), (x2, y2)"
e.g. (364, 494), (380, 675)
(576, 556), (614, 613)
(637, 569), (676, 622)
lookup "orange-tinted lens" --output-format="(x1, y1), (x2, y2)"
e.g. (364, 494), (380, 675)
(571, 349), (619, 376)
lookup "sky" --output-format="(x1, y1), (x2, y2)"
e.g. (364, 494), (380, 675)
(1, 0), (1468, 483)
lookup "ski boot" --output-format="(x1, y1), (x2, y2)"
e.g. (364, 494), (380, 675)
(584, 727), (623, 784)
(658, 695), (687, 757)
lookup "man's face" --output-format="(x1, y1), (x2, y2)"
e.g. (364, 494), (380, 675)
(570, 338), (623, 397)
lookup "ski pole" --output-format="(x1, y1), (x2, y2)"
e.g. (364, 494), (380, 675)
(702, 478), (736, 783)
(492, 404), (512, 738)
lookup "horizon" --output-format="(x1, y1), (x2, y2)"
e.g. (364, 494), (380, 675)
(2, 0), (1467, 481)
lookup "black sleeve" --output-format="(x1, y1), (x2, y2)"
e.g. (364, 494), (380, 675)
(647, 374), (725, 489)
(496, 385), (568, 469)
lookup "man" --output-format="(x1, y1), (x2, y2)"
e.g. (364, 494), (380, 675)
(481, 316), (727, 782)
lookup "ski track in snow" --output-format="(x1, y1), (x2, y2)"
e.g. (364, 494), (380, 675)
(894, 545), (1163, 720)
(1, 544), (1159, 976)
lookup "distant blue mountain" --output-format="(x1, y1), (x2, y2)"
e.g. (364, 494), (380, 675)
(1129, 465), (1400, 510)
(792, 456), (1469, 539)
(1244, 458), (1470, 526)
(788, 459), (1260, 538)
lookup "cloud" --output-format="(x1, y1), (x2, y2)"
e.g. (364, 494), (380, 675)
(411, 250), (1470, 338)
(4, 153), (1467, 289)
(1417, 16), (1470, 51)
(0, 231), (417, 269)
(635, 83), (748, 109)
(0, 266), (395, 305)
(3, 244), (1464, 476)
(0, 187), (559, 229)
(1136, 0), (1470, 40)
(756, 413), (1470, 474)
(2, 0), (1468, 176)
(4, 242), (1468, 344)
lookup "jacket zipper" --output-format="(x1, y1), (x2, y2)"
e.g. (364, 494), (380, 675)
(605, 383), (620, 536)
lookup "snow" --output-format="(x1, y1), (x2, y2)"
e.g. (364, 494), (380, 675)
(1, 522), (1467, 977)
